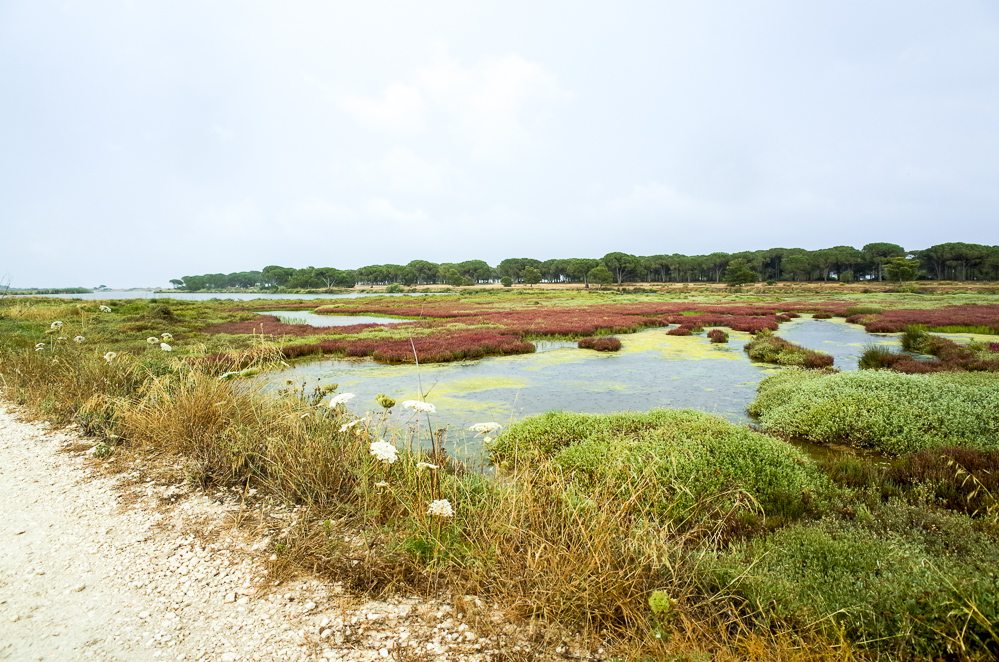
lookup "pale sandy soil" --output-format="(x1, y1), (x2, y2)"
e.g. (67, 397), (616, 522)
(0, 403), (568, 661)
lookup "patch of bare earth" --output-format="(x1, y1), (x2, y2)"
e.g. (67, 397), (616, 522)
(0, 403), (584, 661)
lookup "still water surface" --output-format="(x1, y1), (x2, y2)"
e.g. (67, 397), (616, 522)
(256, 318), (899, 458)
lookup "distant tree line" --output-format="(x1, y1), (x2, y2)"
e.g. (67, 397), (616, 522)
(173, 242), (999, 290)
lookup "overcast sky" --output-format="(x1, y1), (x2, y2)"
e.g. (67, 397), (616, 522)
(2, 1), (997, 287)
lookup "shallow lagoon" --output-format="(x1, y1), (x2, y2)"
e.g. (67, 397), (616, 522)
(257, 318), (900, 458)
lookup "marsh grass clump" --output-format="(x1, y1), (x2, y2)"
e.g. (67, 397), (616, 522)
(577, 336), (622, 352)
(491, 410), (829, 522)
(743, 330), (834, 368)
(750, 369), (999, 454)
(857, 344), (899, 370)
(886, 447), (999, 517)
(706, 329), (729, 344)
(860, 325), (999, 373)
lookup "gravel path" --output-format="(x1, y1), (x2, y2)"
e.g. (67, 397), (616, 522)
(0, 403), (506, 661)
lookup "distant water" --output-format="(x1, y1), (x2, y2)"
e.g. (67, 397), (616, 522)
(15, 290), (445, 301)
(259, 311), (409, 326)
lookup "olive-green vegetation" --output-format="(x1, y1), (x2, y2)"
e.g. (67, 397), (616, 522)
(743, 330), (835, 368)
(3, 292), (999, 659)
(707, 510), (999, 658)
(749, 369), (999, 454)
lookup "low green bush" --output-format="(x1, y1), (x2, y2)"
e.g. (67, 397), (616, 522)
(705, 510), (999, 658)
(749, 370), (999, 454)
(743, 330), (833, 368)
(491, 410), (828, 519)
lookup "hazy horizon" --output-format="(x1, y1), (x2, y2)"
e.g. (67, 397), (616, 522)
(3, 1), (998, 288)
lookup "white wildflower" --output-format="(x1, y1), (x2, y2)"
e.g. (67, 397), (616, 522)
(339, 417), (368, 433)
(161, 332), (173, 340)
(146, 337), (159, 344)
(34, 342), (45, 349)
(468, 422), (502, 435)
(99, 305), (112, 313)
(50, 321), (63, 330)
(103, 351), (117, 363)
(160, 342), (172, 352)
(427, 499), (454, 518)
(416, 461), (439, 471)
(369, 439), (398, 464)
(482, 436), (493, 445)
(401, 400), (436, 414)
(73, 336), (85, 344)
(328, 392), (356, 408)
(374, 481), (389, 488)
(57, 336), (67, 341)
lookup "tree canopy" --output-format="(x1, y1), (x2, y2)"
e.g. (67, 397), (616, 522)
(173, 242), (999, 290)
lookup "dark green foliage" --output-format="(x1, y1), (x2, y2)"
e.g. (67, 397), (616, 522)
(857, 344), (898, 369)
(723, 259), (757, 286)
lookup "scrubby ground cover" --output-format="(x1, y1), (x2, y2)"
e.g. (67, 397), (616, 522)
(749, 369), (999, 454)
(3, 290), (999, 658)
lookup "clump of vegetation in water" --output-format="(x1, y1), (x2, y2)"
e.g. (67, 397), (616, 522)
(743, 330), (834, 368)
(707, 329), (729, 343)
(666, 325), (693, 336)
(858, 326), (999, 373)
(491, 409), (828, 520)
(811, 312), (833, 319)
(749, 369), (999, 454)
(577, 336), (622, 352)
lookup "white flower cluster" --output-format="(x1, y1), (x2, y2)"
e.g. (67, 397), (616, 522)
(146, 337), (159, 344)
(401, 400), (436, 414)
(161, 332), (173, 340)
(339, 416), (368, 433)
(73, 336), (85, 344)
(369, 439), (398, 464)
(416, 461), (439, 471)
(99, 305), (112, 313)
(50, 321), (63, 330)
(427, 499), (454, 518)
(34, 342), (45, 352)
(328, 392), (356, 408)
(103, 351), (117, 363)
(160, 343), (172, 352)
(468, 422), (501, 435)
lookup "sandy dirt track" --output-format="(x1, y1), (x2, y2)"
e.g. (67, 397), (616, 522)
(0, 403), (514, 661)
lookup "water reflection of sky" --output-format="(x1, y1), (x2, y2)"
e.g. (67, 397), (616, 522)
(258, 311), (407, 327)
(257, 319), (901, 458)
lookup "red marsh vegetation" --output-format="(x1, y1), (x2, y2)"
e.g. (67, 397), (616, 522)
(202, 301), (999, 365)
